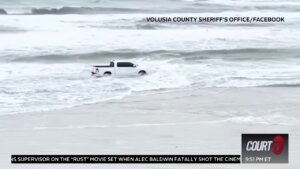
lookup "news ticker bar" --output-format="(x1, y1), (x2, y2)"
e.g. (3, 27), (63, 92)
(12, 155), (240, 163)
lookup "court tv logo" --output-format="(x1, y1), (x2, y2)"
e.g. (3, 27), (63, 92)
(242, 134), (288, 163)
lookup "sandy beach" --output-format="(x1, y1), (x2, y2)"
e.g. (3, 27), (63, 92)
(0, 87), (299, 168)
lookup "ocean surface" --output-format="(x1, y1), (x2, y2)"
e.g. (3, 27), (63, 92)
(0, 0), (300, 115)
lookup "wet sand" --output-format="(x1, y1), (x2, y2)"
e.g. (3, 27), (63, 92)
(0, 87), (300, 168)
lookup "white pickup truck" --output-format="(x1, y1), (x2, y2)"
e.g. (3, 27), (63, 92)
(91, 61), (147, 77)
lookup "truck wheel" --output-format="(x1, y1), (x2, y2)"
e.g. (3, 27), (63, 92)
(138, 70), (146, 76)
(104, 72), (112, 76)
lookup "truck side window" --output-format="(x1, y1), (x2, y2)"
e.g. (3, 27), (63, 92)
(117, 62), (134, 67)
(110, 62), (114, 67)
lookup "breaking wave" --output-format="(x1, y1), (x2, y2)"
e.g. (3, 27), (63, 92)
(1, 2), (300, 15)
(10, 48), (300, 63)
(18, 5), (300, 14)
(259, 83), (300, 88)
(0, 8), (7, 14)
(30, 7), (146, 15)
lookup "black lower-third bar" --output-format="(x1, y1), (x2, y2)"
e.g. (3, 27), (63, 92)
(12, 155), (240, 164)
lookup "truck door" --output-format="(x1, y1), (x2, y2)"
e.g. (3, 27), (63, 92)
(116, 62), (136, 76)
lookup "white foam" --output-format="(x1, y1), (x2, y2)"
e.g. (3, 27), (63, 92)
(1, 57), (300, 115)
(32, 120), (225, 131)
(0, 12), (300, 58)
(0, 60), (194, 115)
(226, 112), (296, 125)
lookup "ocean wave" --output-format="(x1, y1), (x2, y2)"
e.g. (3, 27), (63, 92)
(1, 56), (300, 114)
(78, 21), (284, 31)
(0, 60), (193, 115)
(30, 7), (145, 15)
(259, 83), (300, 87)
(188, 2), (300, 12)
(1, 3), (299, 15)
(0, 8), (7, 14)
(0, 26), (26, 33)
(109, 20), (287, 30)
(24, 6), (300, 15)
(10, 48), (300, 63)
(83, 21), (167, 30)
(247, 5), (300, 12)
(226, 114), (294, 125)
